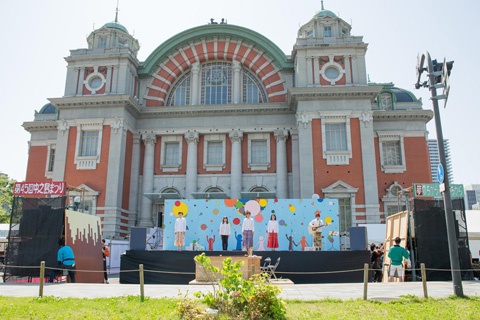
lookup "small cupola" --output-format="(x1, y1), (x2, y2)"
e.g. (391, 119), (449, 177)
(297, 1), (352, 40)
(86, 20), (140, 56)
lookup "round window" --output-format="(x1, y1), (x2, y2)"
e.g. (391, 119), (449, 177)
(89, 77), (103, 89)
(325, 67), (340, 80)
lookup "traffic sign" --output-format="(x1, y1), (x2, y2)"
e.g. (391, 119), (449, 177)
(437, 164), (444, 183)
(413, 183), (464, 198)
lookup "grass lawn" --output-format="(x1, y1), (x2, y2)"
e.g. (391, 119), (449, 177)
(0, 295), (479, 319)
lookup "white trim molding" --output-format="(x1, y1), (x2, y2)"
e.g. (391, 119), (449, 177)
(74, 119), (104, 170)
(203, 134), (226, 172)
(247, 132), (271, 171)
(160, 135), (183, 172)
(377, 131), (406, 173)
(320, 113), (352, 165)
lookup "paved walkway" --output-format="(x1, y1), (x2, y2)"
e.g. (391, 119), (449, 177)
(1, 278), (479, 300)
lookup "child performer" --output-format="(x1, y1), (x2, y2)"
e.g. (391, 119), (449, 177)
(242, 211), (255, 256)
(219, 216), (230, 251)
(174, 212), (186, 251)
(267, 214), (279, 251)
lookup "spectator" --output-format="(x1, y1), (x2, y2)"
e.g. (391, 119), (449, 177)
(49, 238), (76, 283)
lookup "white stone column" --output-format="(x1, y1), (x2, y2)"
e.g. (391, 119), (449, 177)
(296, 111), (314, 198)
(52, 120), (70, 181)
(139, 133), (156, 227)
(106, 66), (113, 93)
(76, 68), (85, 96)
(129, 134), (141, 222)
(229, 130), (243, 198)
(274, 129), (289, 199)
(232, 60), (241, 104)
(290, 129), (300, 199)
(185, 132), (199, 198)
(345, 55), (352, 85)
(190, 62), (200, 105)
(306, 57), (313, 87)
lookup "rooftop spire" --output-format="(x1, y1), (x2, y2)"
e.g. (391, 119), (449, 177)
(321, 0), (324, 10)
(114, 0), (119, 24)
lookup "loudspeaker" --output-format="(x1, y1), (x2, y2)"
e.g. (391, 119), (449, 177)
(350, 226), (368, 251)
(130, 227), (146, 250)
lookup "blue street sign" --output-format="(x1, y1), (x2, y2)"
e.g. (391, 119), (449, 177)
(437, 164), (444, 183)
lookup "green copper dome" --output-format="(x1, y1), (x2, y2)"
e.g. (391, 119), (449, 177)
(314, 10), (337, 18)
(103, 22), (129, 34)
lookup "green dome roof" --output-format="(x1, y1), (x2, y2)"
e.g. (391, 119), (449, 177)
(314, 10), (337, 18)
(103, 22), (128, 34)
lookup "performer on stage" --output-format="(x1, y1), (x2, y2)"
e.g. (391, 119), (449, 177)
(174, 212), (186, 251)
(219, 216), (230, 251)
(267, 214), (279, 251)
(242, 211), (254, 256)
(309, 212), (325, 251)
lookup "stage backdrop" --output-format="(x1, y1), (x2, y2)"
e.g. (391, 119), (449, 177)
(163, 199), (339, 251)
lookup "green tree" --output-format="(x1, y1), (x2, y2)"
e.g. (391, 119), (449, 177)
(0, 175), (15, 223)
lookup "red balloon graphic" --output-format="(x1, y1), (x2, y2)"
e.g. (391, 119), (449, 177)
(175, 201), (181, 207)
(255, 214), (263, 223)
(233, 218), (240, 225)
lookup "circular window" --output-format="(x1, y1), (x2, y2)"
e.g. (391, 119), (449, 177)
(89, 77), (103, 89)
(390, 186), (401, 196)
(325, 67), (340, 80)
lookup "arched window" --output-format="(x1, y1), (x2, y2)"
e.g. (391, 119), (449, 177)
(201, 62), (232, 105)
(243, 69), (267, 104)
(250, 186), (269, 192)
(166, 72), (191, 106)
(380, 92), (393, 110)
(165, 61), (267, 106)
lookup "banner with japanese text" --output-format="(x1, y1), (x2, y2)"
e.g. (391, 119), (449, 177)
(13, 181), (66, 196)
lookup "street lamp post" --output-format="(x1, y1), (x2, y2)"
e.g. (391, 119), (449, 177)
(415, 51), (463, 297)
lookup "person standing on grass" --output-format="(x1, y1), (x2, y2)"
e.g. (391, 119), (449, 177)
(174, 212), (186, 251)
(388, 237), (409, 282)
(242, 211), (254, 256)
(219, 216), (230, 251)
(102, 239), (110, 284)
(267, 214), (279, 251)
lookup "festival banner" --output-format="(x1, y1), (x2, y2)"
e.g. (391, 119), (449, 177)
(13, 181), (66, 196)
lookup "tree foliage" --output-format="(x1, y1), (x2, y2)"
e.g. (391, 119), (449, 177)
(0, 175), (15, 223)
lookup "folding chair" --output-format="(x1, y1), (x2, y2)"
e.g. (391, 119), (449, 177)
(260, 257), (272, 275)
(267, 257), (280, 280)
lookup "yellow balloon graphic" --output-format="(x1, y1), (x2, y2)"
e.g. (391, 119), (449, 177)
(259, 199), (267, 207)
(289, 206), (296, 212)
(325, 217), (332, 224)
(172, 201), (189, 217)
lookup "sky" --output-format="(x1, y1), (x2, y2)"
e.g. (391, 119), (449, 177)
(0, 0), (478, 186)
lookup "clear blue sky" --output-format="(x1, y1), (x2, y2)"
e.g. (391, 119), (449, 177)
(0, 0), (478, 185)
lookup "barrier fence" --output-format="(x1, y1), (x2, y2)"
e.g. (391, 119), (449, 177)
(2, 262), (477, 300)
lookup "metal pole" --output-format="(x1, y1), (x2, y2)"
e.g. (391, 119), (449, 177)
(417, 51), (463, 297)
(39, 261), (45, 298)
(139, 264), (144, 302)
(421, 263), (428, 299)
(363, 263), (368, 300)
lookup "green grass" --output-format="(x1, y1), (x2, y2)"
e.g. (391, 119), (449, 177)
(0, 295), (479, 319)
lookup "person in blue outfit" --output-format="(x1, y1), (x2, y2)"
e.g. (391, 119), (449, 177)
(49, 238), (76, 283)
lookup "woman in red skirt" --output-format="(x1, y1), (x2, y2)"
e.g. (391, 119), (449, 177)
(267, 214), (279, 251)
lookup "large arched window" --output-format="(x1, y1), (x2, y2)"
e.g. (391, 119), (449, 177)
(165, 61), (267, 106)
(201, 62), (232, 105)
(166, 71), (191, 106)
(243, 69), (267, 103)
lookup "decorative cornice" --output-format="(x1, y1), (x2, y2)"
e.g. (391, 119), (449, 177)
(288, 85), (383, 109)
(22, 121), (58, 133)
(48, 95), (142, 117)
(373, 110), (433, 122)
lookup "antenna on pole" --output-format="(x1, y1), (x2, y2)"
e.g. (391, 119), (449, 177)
(321, 0), (324, 10)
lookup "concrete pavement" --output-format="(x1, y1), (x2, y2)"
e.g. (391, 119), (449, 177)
(1, 277), (479, 300)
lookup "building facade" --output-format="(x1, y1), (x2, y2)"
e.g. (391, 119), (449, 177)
(23, 9), (433, 238)
(428, 139), (454, 183)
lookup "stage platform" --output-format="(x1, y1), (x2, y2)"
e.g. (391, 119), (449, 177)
(120, 250), (370, 284)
